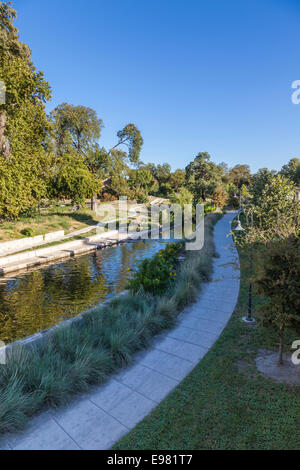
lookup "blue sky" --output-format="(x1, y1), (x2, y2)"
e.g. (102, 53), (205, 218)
(13, 0), (300, 172)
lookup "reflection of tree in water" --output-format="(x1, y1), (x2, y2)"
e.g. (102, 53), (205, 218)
(0, 256), (110, 343)
(0, 238), (172, 344)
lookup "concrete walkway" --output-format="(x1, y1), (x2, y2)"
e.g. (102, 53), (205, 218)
(0, 212), (239, 450)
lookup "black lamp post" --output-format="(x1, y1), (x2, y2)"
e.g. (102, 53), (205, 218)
(233, 192), (255, 324)
(244, 211), (255, 323)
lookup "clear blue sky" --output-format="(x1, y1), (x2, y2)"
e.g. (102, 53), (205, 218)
(13, 0), (300, 172)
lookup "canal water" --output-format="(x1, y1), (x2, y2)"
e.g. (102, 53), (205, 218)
(0, 238), (171, 344)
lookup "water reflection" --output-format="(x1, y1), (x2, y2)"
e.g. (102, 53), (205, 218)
(0, 239), (170, 344)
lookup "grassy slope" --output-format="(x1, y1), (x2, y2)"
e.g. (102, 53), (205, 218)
(0, 200), (150, 242)
(114, 251), (300, 450)
(0, 206), (98, 241)
(0, 214), (221, 435)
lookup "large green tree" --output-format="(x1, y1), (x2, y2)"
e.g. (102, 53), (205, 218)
(169, 169), (186, 192)
(249, 167), (277, 207)
(0, 1), (52, 219)
(109, 123), (143, 165)
(50, 103), (105, 209)
(185, 152), (223, 202)
(50, 103), (103, 156)
(228, 164), (251, 188)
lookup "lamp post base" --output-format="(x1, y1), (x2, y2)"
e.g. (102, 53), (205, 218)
(242, 316), (256, 324)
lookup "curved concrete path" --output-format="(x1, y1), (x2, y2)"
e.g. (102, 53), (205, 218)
(0, 212), (239, 450)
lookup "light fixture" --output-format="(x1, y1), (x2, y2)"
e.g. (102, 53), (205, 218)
(234, 220), (244, 231)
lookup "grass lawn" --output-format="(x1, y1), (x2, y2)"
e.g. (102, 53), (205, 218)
(113, 249), (300, 450)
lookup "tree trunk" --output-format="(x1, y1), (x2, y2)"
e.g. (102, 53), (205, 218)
(278, 326), (284, 366)
(91, 195), (98, 212)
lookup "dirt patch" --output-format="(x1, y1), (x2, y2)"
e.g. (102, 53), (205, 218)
(256, 349), (300, 385)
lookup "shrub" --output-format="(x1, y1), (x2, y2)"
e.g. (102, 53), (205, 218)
(127, 242), (183, 294)
(204, 203), (216, 215)
(20, 227), (35, 237)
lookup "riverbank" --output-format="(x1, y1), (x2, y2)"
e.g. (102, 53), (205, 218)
(0, 229), (127, 276)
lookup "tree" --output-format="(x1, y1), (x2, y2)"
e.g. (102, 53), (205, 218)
(185, 152), (223, 202)
(50, 103), (104, 210)
(169, 169), (186, 191)
(237, 173), (300, 366)
(213, 186), (228, 208)
(154, 163), (171, 186)
(253, 234), (300, 365)
(110, 123), (143, 165)
(249, 168), (277, 207)
(85, 145), (109, 210)
(170, 187), (193, 207)
(253, 175), (296, 231)
(280, 158), (300, 185)
(228, 164), (251, 188)
(51, 154), (98, 206)
(225, 183), (239, 208)
(50, 103), (103, 156)
(0, 1), (52, 219)
(128, 168), (154, 202)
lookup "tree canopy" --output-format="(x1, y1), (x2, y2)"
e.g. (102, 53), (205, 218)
(0, 1), (52, 219)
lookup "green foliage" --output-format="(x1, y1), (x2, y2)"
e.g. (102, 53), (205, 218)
(253, 235), (300, 363)
(185, 152), (223, 202)
(0, 1), (52, 219)
(252, 175), (297, 231)
(128, 168), (154, 201)
(158, 182), (174, 197)
(115, 123), (144, 165)
(127, 242), (183, 294)
(20, 227), (35, 237)
(169, 169), (186, 192)
(204, 202), (216, 214)
(249, 167), (277, 207)
(236, 171), (300, 363)
(254, 236), (300, 329)
(228, 164), (251, 188)
(170, 187), (193, 207)
(280, 158), (300, 185)
(51, 154), (99, 205)
(212, 186), (228, 208)
(225, 183), (239, 208)
(50, 103), (103, 156)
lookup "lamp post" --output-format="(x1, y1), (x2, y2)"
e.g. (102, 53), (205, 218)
(233, 192), (255, 324)
(244, 211), (255, 323)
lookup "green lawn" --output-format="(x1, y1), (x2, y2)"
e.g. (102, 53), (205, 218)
(114, 249), (300, 450)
